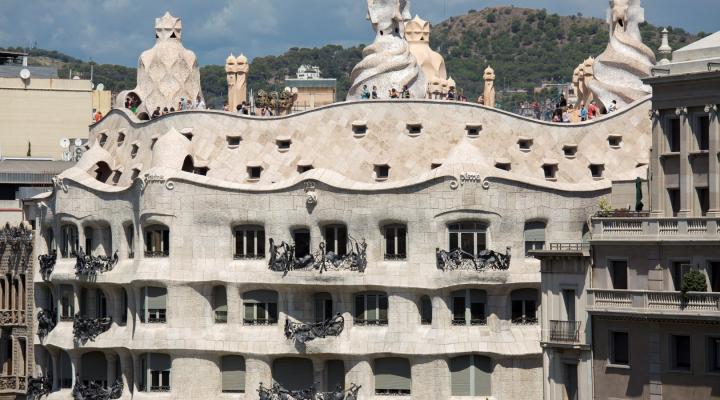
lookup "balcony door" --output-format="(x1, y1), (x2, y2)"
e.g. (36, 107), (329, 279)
(562, 290), (575, 321)
(563, 363), (578, 400)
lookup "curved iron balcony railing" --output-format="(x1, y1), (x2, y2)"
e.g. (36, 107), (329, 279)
(0, 310), (26, 326)
(549, 320), (582, 343)
(72, 379), (123, 400)
(435, 247), (511, 271)
(27, 376), (52, 399)
(75, 247), (118, 277)
(284, 314), (344, 343)
(38, 250), (57, 281)
(258, 382), (361, 400)
(73, 314), (112, 344)
(268, 238), (367, 273)
(37, 309), (56, 340)
(511, 316), (539, 325)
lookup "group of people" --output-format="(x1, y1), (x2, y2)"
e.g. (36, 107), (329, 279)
(547, 95), (619, 124)
(124, 95), (207, 120)
(358, 84), (466, 101)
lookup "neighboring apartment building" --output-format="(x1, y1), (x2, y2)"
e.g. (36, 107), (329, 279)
(537, 32), (720, 400)
(285, 65), (337, 111)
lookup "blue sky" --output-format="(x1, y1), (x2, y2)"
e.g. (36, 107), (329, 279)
(0, 0), (718, 66)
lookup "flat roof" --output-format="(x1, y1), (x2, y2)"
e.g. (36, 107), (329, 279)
(0, 159), (75, 184)
(0, 65), (58, 79)
(285, 78), (337, 89)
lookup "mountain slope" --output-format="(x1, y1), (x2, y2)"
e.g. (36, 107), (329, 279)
(1, 7), (700, 108)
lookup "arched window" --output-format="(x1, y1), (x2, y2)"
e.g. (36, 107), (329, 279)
(81, 352), (108, 386)
(420, 295), (432, 325)
(448, 222), (487, 258)
(524, 221), (546, 255)
(141, 353), (171, 392)
(144, 224), (169, 257)
(242, 290), (278, 325)
(213, 286), (228, 323)
(141, 287), (167, 323)
(323, 225), (347, 256)
(233, 225), (265, 259)
(511, 289), (538, 324)
(125, 224), (135, 259)
(325, 360), (345, 392)
(374, 357), (411, 395)
(221, 355), (245, 393)
(314, 292), (333, 322)
(383, 224), (407, 260)
(93, 162), (113, 183)
(59, 285), (75, 320)
(451, 289), (486, 326)
(354, 291), (388, 326)
(293, 228), (311, 258)
(450, 355), (492, 396)
(181, 155), (194, 173)
(60, 224), (78, 258)
(273, 357), (313, 391)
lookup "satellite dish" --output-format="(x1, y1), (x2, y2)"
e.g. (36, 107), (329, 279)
(60, 138), (70, 149)
(19, 68), (31, 80)
(90, 83), (95, 90)
(97, 83), (105, 91)
(74, 138), (84, 147)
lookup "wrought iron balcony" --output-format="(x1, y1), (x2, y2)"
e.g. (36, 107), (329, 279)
(545, 242), (589, 252)
(268, 237), (367, 273)
(27, 376), (52, 399)
(38, 250), (57, 280)
(0, 375), (26, 392)
(72, 379), (123, 400)
(257, 382), (360, 400)
(37, 309), (56, 340)
(149, 385), (170, 392)
(548, 320), (581, 343)
(233, 253), (265, 260)
(0, 310), (26, 326)
(452, 317), (487, 326)
(353, 318), (388, 326)
(512, 316), (539, 325)
(436, 247), (511, 271)
(73, 314), (112, 344)
(284, 314), (344, 343)
(143, 250), (168, 258)
(383, 253), (407, 261)
(75, 247), (118, 276)
(588, 289), (720, 317)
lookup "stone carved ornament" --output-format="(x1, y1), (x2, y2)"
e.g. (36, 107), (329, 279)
(436, 247), (511, 271)
(347, 0), (426, 100)
(258, 382), (361, 400)
(588, 0), (656, 108)
(268, 237), (367, 274)
(73, 313), (112, 344)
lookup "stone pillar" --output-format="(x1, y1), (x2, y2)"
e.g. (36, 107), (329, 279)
(70, 352), (80, 388)
(118, 351), (133, 398)
(345, 359), (373, 398)
(311, 359), (325, 392)
(650, 110), (665, 215)
(246, 356), (271, 395)
(50, 349), (59, 390)
(677, 107), (693, 217)
(72, 284), (81, 317)
(132, 353), (143, 393)
(707, 105), (720, 216)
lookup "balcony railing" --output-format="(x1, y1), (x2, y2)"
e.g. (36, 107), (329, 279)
(592, 217), (720, 240)
(436, 247), (510, 271)
(73, 314), (112, 344)
(284, 314), (344, 343)
(72, 379), (123, 399)
(548, 320), (581, 343)
(258, 382), (361, 400)
(75, 247), (119, 276)
(268, 238), (367, 273)
(27, 376), (52, 398)
(0, 375), (26, 392)
(0, 310), (26, 326)
(37, 309), (56, 339)
(588, 289), (720, 316)
(38, 250), (57, 280)
(452, 317), (487, 326)
(545, 242), (589, 252)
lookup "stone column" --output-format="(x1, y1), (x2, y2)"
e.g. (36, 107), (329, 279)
(650, 110), (664, 215)
(345, 359), (373, 398)
(72, 284), (81, 317)
(706, 105), (720, 215)
(246, 356), (271, 395)
(50, 349), (59, 390)
(677, 107), (694, 217)
(311, 358), (325, 392)
(70, 352), (80, 388)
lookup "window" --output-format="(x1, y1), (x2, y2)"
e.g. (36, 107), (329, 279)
(406, 123), (422, 135)
(543, 164), (558, 180)
(668, 118), (681, 152)
(325, 360), (345, 392)
(697, 187), (710, 216)
(420, 296), (432, 325)
(609, 260), (628, 290)
(324, 225), (348, 256)
(297, 164), (314, 173)
(466, 124), (482, 137)
(273, 358), (314, 391)
(141, 353), (171, 392)
(130, 144), (139, 158)
(221, 355), (245, 393)
(60, 224), (79, 258)
(81, 352), (108, 387)
(121, 289), (128, 323)
(293, 229), (311, 259)
(111, 170), (122, 185)
(448, 222), (487, 258)
(608, 135), (622, 148)
(144, 225), (169, 257)
(352, 123), (367, 136)
(589, 164), (605, 179)
(563, 145), (577, 157)
(450, 355), (492, 396)
(431, 163), (442, 170)
(524, 221), (546, 255)
(374, 358), (411, 395)
(117, 132), (126, 146)
(234, 226), (265, 259)
(182, 156), (194, 173)
(710, 262), (720, 292)
(247, 166), (262, 180)
(226, 136), (241, 148)
(84, 227), (94, 254)
(668, 189), (681, 217)
(384, 224), (407, 260)
(213, 286), (227, 323)
(142, 287), (167, 323)
(494, 162), (511, 171)
(243, 290), (278, 325)
(696, 115), (710, 151)
(131, 168), (141, 181)
(314, 292), (333, 322)
(518, 138), (533, 151)
(670, 335), (691, 370)
(354, 292), (388, 326)
(671, 262), (692, 291)
(276, 139), (291, 151)
(125, 224), (134, 259)
(374, 164), (390, 180)
(708, 337), (720, 372)
(511, 289), (538, 324)
(98, 133), (108, 147)
(452, 289), (486, 326)
(610, 331), (629, 366)
(562, 289), (576, 321)
(59, 285), (75, 320)
(564, 363), (578, 400)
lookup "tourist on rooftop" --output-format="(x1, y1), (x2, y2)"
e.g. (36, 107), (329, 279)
(559, 94), (568, 109)
(562, 107), (570, 123)
(151, 107), (161, 119)
(447, 87), (456, 101)
(588, 100), (599, 120)
(371, 86), (378, 99)
(477, 95), (485, 105)
(360, 85), (370, 100)
(162, 107), (169, 116)
(608, 100), (617, 113)
(223, 103), (229, 112)
(579, 102), (588, 122)
(389, 88), (399, 99)
(196, 96), (206, 110)
(401, 85), (410, 99)
(169, 107), (175, 113)
(94, 110), (103, 122)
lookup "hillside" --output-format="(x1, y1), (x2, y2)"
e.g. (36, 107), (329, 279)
(1, 6), (700, 109)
